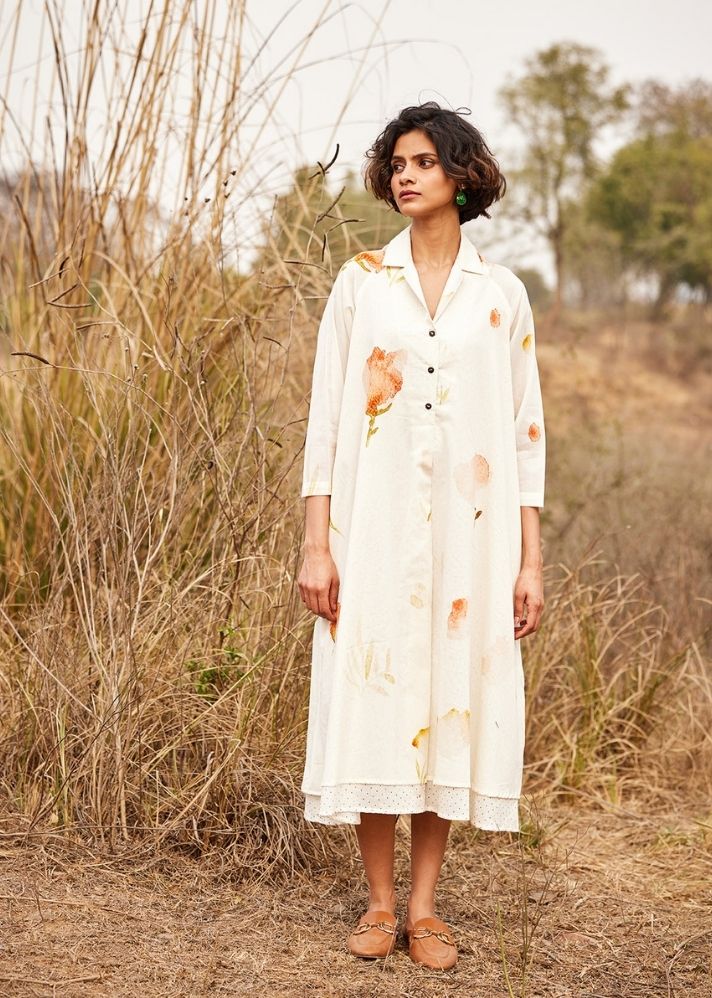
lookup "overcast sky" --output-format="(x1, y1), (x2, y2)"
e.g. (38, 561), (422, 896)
(1, 0), (711, 276)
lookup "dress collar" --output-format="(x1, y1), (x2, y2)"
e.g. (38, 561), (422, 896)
(381, 222), (485, 322)
(381, 222), (485, 275)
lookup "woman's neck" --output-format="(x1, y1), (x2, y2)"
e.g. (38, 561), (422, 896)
(409, 214), (461, 269)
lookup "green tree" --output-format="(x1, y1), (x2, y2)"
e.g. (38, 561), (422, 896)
(633, 77), (712, 140)
(586, 132), (712, 312)
(560, 199), (627, 308)
(498, 42), (630, 317)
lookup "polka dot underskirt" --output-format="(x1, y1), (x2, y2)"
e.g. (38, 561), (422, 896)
(303, 782), (519, 832)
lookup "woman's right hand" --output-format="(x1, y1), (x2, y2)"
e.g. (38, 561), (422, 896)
(298, 544), (340, 623)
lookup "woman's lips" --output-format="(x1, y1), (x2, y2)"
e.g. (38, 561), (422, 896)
(399, 191), (419, 199)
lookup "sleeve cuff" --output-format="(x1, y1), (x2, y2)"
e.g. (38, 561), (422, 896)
(301, 482), (332, 497)
(520, 492), (544, 508)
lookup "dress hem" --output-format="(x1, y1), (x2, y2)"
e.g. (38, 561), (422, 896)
(302, 782), (520, 833)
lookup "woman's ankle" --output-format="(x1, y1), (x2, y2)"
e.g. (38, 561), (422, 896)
(406, 893), (436, 918)
(367, 888), (397, 913)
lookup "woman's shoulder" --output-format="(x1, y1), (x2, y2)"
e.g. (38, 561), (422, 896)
(482, 257), (529, 310)
(338, 248), (387, 275)
(329, 248), (389, 303)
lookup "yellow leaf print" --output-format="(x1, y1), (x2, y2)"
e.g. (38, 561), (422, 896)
(410, 581), (427, 608)
(522, 333), (532, 351)
(363, 346), (407, 446)
(353, 250), (385, 272)
(528, 422), (541, 442)
(364, 643), (374, 680)
(412, 725), (430, 784)
(436, 385), (450, 405)
(345, 641), (396, 696)
(412, 725), (429, 749)
(328, 515), (343, 536)
(490, 307), (501, 327)
(447, 598), (468, 638)
(385, 265), (406, 285)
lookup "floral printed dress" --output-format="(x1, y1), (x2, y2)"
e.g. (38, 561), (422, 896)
(299, 222), (546, 832)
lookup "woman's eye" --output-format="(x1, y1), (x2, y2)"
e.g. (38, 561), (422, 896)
(391, 161), (434, 172)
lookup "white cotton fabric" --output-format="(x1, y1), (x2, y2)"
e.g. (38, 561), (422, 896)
(299, 222), (546, 832)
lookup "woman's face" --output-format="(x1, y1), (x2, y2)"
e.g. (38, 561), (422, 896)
(389, 128), (458, 217)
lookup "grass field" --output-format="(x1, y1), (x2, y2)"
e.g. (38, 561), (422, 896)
(1, 3), (711, 993)
(2, 298), (710, 996)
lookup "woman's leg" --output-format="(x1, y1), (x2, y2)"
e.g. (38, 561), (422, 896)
(354, 812), (399, 915)
(406, 810), (451, 929)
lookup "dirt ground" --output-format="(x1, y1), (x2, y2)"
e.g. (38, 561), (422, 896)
(1, 801), (711, 998)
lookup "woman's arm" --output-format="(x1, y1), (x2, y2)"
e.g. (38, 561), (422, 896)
(298, 262), (355, 623)
(514, 506), (544, 638)
(299, 495), (339, 622)
(508, 279), (546, 638)
(300, 263), (354, 497)
(508, 280), (546, 509)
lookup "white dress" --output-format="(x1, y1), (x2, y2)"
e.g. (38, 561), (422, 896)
(299, 222), (546, 832)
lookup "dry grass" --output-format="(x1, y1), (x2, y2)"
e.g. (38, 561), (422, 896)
(1, 802), (711, 996)
(1, 4), (711, 996)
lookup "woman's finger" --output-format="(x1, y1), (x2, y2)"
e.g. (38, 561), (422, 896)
(329, 576), (339, 615)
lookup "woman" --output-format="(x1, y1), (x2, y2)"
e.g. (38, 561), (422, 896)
(297, 101), (546, 970)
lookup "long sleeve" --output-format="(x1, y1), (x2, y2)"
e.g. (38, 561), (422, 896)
(300, 263), (355, 497)
(508, 280), (546, 508)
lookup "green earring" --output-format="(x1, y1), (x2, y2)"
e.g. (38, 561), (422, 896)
(455, 188), (467, 206)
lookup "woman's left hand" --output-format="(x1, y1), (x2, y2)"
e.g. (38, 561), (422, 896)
(513, 563), (544, 639)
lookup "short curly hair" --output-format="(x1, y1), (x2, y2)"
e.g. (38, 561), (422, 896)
(363, 101), (506, 223)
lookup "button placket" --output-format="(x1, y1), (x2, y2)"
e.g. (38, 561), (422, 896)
(427, 327), (437, 408)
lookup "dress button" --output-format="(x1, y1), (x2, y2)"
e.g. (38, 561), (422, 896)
(427, 366), (434, 373)
(428, 329), (436, 336)
(425, 402), (432, 409)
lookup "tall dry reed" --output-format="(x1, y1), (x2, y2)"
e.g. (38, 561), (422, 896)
(0, 2), (709, 883)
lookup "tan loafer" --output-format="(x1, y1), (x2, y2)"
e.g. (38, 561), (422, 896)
(407, 915), (458, 970)
(347, 909), (398, 959)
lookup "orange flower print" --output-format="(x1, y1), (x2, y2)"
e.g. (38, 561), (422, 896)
(455, 453), (490, 520)
(528, 422), (541, 442)
(363, 346), (407, 445)
(490, 307), (501, 327)
(480, 635), (510, 677)
(521, 333), (532, 351)
(447, 598), (468, 638)
(329, 601), (341, 642)
(454, 453), (490, 503)
(353, 250), (385, 272)
(436, 707), (471, 760)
